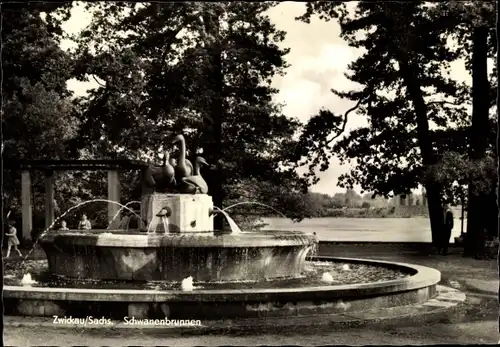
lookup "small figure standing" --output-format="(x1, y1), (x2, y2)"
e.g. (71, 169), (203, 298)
(78, 214), (92, 230)
(59, 220), (69, 231)
(5, 221), (22, 258)
(440, 205), (454, 255)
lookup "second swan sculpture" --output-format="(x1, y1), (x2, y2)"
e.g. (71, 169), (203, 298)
(172, 134), (194, 182)
(180, 156), (209, 194)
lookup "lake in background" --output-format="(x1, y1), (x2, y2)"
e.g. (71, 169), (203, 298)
(261, 217), (466, 243)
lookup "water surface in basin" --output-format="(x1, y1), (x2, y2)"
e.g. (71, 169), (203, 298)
(5, 259), (411, 290)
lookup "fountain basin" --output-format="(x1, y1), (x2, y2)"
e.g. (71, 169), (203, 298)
(3, 256), (440, 320)
(39, 230), (318, 282)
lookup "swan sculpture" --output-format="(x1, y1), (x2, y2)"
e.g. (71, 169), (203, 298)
(143, 151), (176, 193)
(172, 134), (193, 182)
(180, 156), (209, 194)
(155, 151), (176, 191)
(143, 160), (157, 188)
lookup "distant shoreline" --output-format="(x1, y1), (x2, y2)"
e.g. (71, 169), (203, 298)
(260, 215), (466, 243)
(260, 215), (429, 219)
(261, 206), (464, 219)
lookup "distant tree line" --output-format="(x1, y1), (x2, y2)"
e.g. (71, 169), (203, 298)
(289, 189), (428, 218)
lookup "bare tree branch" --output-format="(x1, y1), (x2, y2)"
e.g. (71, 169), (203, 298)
(427, 100), (463, 107)
(92, 75), (106, 87)
(323, 95), (368, 148)
(158, 23), (194, 68)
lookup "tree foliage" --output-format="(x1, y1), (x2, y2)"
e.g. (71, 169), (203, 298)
(297, 1), (497, 255)
(69, 2), (310, 221)
(2, 3), (81, 234)
(429, 152), (496, 204)
(2, 2), (77, 160)
(297, 2), (472, 198)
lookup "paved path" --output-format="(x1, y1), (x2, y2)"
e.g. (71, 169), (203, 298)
(465, 280), (499, 295)
(4, 319), (498, 346)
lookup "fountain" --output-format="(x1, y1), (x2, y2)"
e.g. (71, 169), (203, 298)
(3, 135), (445, 325)
(38, 179), (317, 282)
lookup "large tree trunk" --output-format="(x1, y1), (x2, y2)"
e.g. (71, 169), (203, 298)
(425, 183), (446, 249)
(497, 3), (500, 275)
(465, 26), (490, 257)
(396, 53), (444, 246)
(1, 144), (5, 253)
(209, 47), (224, 231)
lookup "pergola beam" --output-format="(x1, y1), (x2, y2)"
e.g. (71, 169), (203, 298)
(4, 159), (148, 171)
(9, 160), (147, 244)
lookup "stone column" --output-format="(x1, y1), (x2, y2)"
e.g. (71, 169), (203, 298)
(21, 170), (33, 242)
(140, 168), (147, 196)
(421, 187), (427, 206)
(399, 195), (406, 206)
(44, 170), (55, 230)
(107, 170), (120, 229)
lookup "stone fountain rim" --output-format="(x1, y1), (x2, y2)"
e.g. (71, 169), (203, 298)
(40, 229), (316, 236)
(3, 256), (440, 302)
(38, 229), (319, 248)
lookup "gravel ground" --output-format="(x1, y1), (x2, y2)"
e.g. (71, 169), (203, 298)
(4, 318), (498, 346)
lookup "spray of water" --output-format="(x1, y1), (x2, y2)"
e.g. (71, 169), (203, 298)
(23, 199), (143, 261)
(107, 201), (141, 229)
(212, 206), (242, 233)
(221, 201), (289, 219)
(147, 213), (169, 234)
(147, 217), (157, 233)
(146, 206), (173, 233)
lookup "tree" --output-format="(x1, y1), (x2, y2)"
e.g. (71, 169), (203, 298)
(70, 2), (310, 227)
(429, 152), (497, 244)
(2, 2), (76, 160)
(2, 2), (79, 239)
(432, 2), (497, 256)
(344, 188), (361, 208)
(331, 193), (346, 208)
(296, 1), (473, 246)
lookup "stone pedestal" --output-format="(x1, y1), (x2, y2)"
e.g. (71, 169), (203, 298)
(141, 193), (213, 233)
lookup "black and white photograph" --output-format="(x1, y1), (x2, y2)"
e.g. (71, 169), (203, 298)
(1, 1), (499, 345)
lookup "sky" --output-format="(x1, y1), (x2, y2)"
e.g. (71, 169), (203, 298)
(60, 2), (478, 195)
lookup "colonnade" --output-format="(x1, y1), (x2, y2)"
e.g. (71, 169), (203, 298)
(20, 169), (122, 242)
